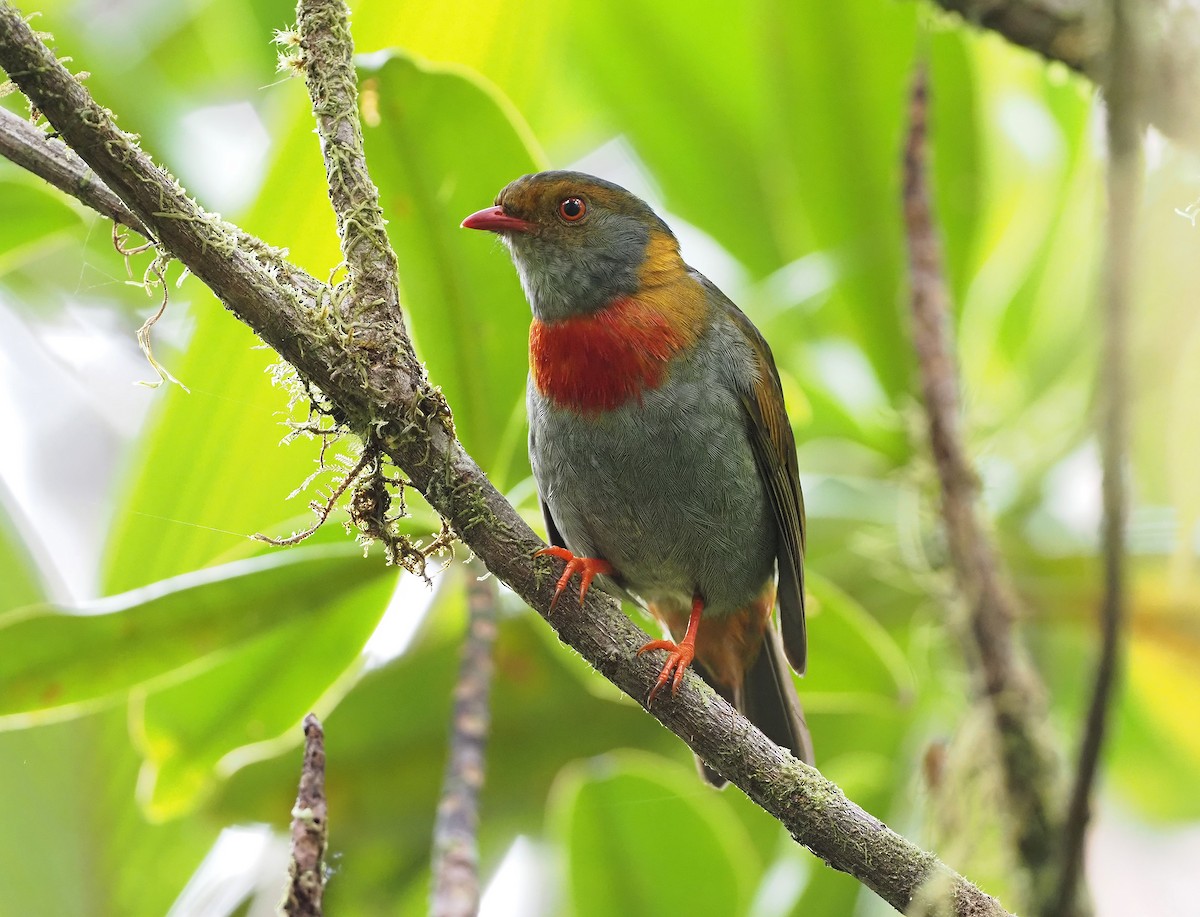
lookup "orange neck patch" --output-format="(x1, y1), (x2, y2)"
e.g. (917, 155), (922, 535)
(530, 296), (695, 414)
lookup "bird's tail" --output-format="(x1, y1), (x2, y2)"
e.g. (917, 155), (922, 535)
(694, 626), (814, 787)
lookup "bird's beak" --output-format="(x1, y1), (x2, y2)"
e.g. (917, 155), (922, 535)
(461, 205), (536, 234)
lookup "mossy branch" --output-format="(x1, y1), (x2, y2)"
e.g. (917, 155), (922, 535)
(296, 0), (400, 329)
(0, 4), (1012, 914)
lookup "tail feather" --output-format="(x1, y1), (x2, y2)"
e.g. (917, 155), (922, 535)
(742, 626), (814, 765)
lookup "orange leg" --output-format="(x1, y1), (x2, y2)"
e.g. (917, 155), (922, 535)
(535, 545), (613, 613)
(637, 594), (704, 705)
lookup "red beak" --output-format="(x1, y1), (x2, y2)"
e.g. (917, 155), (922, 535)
(461, 205), (536, 234)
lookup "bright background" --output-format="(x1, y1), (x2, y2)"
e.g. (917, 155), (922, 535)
(1, 1), (1199, 915)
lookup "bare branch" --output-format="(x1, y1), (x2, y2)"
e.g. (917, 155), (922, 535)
(929, 0), (1200, 147)
(1051, 0), (1141, 912)
(286, 714), (328, 917)
(902, 63), (1065, 910)
(0, 7), (1014, 913)
(431, 563), (498, 917)
(0, 105), (148, 235)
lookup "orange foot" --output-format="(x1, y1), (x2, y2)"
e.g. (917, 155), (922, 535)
(637, 594), (704, 706)
(535, 546), (613, 613)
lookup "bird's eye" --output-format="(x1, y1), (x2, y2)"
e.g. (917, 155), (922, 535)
(558, 197), (586, 222)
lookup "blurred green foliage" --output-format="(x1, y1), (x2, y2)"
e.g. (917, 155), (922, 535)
(1, 1), (1198, 915)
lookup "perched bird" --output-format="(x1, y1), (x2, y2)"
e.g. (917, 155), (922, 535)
(462, 171), (813, 783)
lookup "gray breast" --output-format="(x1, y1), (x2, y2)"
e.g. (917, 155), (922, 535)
(527, 321), (777, 617)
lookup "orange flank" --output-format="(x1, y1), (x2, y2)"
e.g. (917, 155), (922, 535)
(536, 545), (613, 612)
(647, 586), (774, 692)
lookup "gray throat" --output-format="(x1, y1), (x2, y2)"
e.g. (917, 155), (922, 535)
(504, 229), (648, 323)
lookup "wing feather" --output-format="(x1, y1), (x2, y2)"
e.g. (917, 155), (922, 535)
(706, 281), (808, 673)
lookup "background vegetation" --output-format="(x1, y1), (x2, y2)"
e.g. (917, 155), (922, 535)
(1, 0), (1198, 914)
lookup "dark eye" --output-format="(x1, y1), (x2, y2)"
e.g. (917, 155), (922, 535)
(558, 197), (586, 222)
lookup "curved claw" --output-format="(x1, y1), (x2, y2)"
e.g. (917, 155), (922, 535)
(637, 638), (697, 706)
(535, 546), (613, 613)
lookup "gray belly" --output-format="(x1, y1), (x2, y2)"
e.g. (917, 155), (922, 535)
(528, 366), (776, 617)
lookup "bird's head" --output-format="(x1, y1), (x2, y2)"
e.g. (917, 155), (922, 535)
(462, 171), (683, 322)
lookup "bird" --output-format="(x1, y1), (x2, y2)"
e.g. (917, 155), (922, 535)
(462, 171), (813, 783)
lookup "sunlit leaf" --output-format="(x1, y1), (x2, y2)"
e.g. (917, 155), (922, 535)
(133, 566), (397, 817)
(0, 177), (82, 275)
(549, 751), (757, 917)
(0, 545), (387, 724)
(0, 708), (213, 917)
(1113, 629), (1200, 820)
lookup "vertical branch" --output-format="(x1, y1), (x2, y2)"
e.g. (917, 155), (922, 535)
(1052, 1), (1141, 912)
(431, 562), (499, 917)
(295, 0), (399, 322)
(285, 714), (329, 917)
(902, 63), (1064, 907)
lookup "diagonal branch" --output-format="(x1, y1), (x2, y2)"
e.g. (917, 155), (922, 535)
(1051, 0), (1141, 912)
(0, 5), (1013, 914)
(902, 64), (1065, 911)
(928, 0), (1200, 147)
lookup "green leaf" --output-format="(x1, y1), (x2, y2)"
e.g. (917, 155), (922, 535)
(803, 572), (916, 705)
(577, 2), (784, 275)
(0, 545), (388, 724)
(0, 177), (82, 274)
(0, 708), (214, 917)
(352, 0), (586, 152)
(360, 52), (543, 487)
(1113, 630), (1200, 820)
(132, 566), (397, 817)
(549, 750), (758, 917)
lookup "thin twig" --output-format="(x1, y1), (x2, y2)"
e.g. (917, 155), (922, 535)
(0, 105), (150, 235)
(431, 562), (499, 917)
(902, 63), (1064, 909)
(132, 254), (189, 391)
(253, 446), (374, 546)
(0, 8), (1015, 913)
(285, 714), (328, 917)
(1052, 1), (1141, 913)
